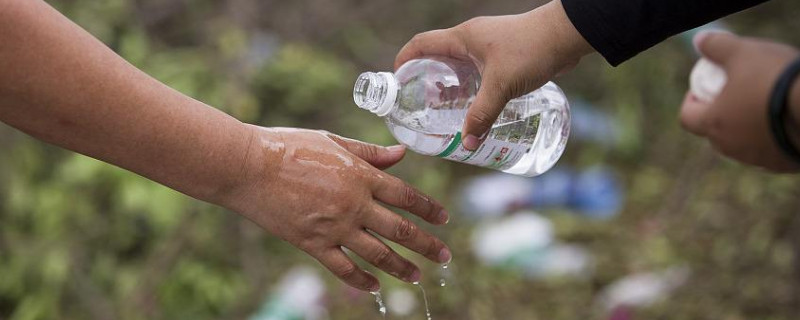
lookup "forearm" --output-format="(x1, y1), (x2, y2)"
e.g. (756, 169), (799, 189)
(526, 0), (594, 68)
(0, 0), (257, 204)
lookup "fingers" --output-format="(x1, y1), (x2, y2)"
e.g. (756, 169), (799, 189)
(365, 203), (452, 264)
(318, 248), (380, 292)
(395, 29), (469, 70)
(328, 134), (406, 170)
(679, 92), (712, 136)
(694, 31), (742, 67)
(371, 176), (448, 225)
(462, 69), (511, 150)
(343, 231), (422, 283)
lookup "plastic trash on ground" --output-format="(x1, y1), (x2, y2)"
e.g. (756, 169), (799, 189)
(471, 211), (554, 265)
(523, 244), (594, 280)
(460, 166), (623, 220)
(386, 288), (419, 317)
(460, 174), (537, 219)
(471, 211), (594, 280)
(596, 266), (691, 312)
(570, 98), (622, 148)
(250, 266), (329, 320)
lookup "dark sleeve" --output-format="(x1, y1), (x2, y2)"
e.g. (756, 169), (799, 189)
(561, 0), (770, 66)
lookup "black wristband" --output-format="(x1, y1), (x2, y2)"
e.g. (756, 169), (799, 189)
(768, 56), (800, 164)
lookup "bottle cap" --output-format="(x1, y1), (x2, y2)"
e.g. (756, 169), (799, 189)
(353, 72), (398, 116)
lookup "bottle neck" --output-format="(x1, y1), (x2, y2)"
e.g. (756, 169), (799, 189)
(353, 72), (398, 117)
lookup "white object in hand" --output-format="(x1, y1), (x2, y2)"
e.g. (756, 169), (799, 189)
(690, 58), (728, 103)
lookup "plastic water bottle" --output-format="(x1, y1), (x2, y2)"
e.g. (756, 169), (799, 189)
(353, 56), (571, 176)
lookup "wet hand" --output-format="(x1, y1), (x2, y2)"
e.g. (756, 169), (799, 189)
(680, 32), (800, 172)
(394, 0), (593, 150)
(226, 127), (451, 291)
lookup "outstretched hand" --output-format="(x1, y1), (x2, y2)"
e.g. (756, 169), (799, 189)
(680, 32), (800, 172)
(395, 0), (593, 150)
(0, 0), (452, 293)
(226, 127), (452, 292)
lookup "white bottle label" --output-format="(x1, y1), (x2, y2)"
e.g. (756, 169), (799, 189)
(436, 132), (530, 170)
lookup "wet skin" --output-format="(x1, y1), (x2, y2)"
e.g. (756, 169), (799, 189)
(0, 0), (450, 292)
(229, 127), (452, 291)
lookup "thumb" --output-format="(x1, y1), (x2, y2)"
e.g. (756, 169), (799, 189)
(462, 70), (512, 150)
(329, 135), (406, 170)
(395, 29), (469, 71)
(694, 31), (742, 67)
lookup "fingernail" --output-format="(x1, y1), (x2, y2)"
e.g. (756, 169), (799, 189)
(369, 282), (381, 292)
(439, 209), (449, 224)
(407, 269), (421, 282)
(388, 145), (405, 153)
(463, 134), (480, 151)
(693, 31), (711, 53)
(438, 248), (452, 263)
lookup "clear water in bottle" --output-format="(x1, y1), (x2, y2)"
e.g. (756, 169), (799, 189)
(353, 56), (570, 176)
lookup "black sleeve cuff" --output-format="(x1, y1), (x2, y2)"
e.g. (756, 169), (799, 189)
(562, 0), (621, 66)
(561, 0), (770, 67)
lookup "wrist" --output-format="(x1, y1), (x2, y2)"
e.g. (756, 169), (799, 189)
(531, 0), (594, 69)
(211, 124), (286, 213)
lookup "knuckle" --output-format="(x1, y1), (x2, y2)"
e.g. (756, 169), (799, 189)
(360, 144), (380, 162)
(393, 261), (417, 279)
(332, 261), (359, 279)
(469, 108), (495, 126)
(487, 76), (509, 97)
(305, 211), (338, 231)
(302, 211), (352, 243)
(416, 194), (438, 220)
(297, 237), (320, 253)
(448, 26), (469, 44)
(394, 218), (418, 241)
(399, 263), (417, 279)
(409, 33), (429, 46)
(327, 134), (346, 146)
(462, 17), (487, 31)
(352, 200), (375, 217)
(400, 184), (418, 208)
(372, 247), (394, 267)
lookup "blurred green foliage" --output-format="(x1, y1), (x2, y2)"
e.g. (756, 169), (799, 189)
(1, 0), (800, 319)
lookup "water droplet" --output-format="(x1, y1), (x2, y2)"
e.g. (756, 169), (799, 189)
(439, 263), (449, 287)
(412, 282), (432, 320)
(371, 291), (386, 319)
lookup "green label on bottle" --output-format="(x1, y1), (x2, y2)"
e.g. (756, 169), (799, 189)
(436, 132), (529, 170)
(436, 132), (463, 158)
